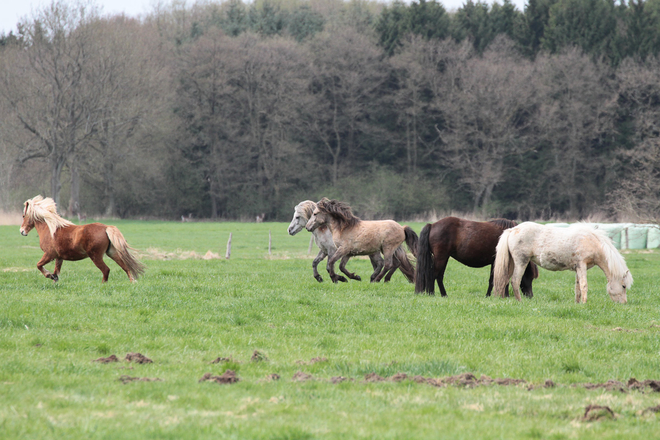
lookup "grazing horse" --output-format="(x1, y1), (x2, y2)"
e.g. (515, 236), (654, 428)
(288, 200), (385, 282)
(415, 217), (538, 296)
(305, 198), (417, 283)
(20, 195), (145, 282)
(493, 222), (632, 303)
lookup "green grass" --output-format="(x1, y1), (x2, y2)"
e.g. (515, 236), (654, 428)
(1, 220), (659, 439)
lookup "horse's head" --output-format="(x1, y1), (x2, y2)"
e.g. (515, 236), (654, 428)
(606, 270), (632, 304)
(305, 205), (328, 232)
(20, 199), (38, 236)
(288, 201), (315, 236)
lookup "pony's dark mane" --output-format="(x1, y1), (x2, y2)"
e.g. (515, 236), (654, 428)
(489, 218), (517, 230)
(317, 198), (361, 232)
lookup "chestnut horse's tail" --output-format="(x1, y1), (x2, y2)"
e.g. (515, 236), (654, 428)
(106, 226), (146, 280)
(493, 229), (513, 298)
(414, 223), (435, 294)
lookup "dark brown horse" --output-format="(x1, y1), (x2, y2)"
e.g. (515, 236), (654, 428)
(414, 217), (538, 296)
(306, 198), (418, 283)
(20, 195), (145, 282)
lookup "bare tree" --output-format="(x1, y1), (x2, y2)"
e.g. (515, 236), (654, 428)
(305, 25), (387, 185)
(437, 37), (538, 216)
(0, 1), (100, 210)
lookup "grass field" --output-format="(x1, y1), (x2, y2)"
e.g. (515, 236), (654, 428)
(1, 220), (659, 439)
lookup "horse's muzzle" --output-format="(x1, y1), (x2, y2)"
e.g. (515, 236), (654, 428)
(20, 230), (27, 236)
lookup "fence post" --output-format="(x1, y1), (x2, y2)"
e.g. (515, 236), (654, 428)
(225, 232), (232, 259)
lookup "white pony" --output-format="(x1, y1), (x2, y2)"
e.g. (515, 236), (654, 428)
(493, 222), (632, 303)
(288, 200), (384, 282)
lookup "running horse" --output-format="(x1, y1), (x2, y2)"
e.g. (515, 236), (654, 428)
(305, 198), (417, 283)
(415, 217), (538, 296)
(288, 200), (386, 282)
(20, 195), (145, 282)
(493, 222), (632, 303)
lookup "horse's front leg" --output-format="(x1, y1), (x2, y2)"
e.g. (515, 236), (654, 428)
(52, 258), (63, 282)
(575, 262), (588, 303)
(311, 249), (327, 282)
(36, 253), (56, 281)
(326, 248), (348, 284)
(339, 255), (361, 281)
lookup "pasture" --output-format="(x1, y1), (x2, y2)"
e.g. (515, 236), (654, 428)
(0, 220), (659, 439)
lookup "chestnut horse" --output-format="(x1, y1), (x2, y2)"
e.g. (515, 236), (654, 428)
(20, 195), (145, 282)
(414, 217), (538, 296)
(305, 198), (417, 283)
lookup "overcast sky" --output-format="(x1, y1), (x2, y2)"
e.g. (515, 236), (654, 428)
(1, 0), (529, 36)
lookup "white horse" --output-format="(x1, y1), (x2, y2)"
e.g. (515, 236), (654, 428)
(288, 200), (384, 283)
(493, 222), (632, 303)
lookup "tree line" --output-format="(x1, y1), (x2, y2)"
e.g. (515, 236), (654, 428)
(0, 0), (659, 222)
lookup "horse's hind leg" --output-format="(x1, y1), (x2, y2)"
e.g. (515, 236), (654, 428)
(520, 263), (535, 298)
(575, 262), (588, 303)
(383, 255), (401, 282)
(339, 255), (361, 281)
(369, 254), (384, 282)
(434, 256), (449, 297)
(90, 251), (112, 282)
(510, 258), (529, 301)
(52, 258), (63, 282)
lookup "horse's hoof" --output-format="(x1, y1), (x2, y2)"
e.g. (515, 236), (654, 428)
(354, 275), (361, 282)
(337, 276), (348, 283)
(314, 275), (323, 282)
(52, 275), (59, 282)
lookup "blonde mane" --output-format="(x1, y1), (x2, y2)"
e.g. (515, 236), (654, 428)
(295, 200), (316, 221)
(592, 228), (634, 287)
(24, 195), (74, 237)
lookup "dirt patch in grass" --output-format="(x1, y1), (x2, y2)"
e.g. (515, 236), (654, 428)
(627, 378), (660, 392)
(296, 357), (327, 365)
(199, 370), (239, 384)
(210, 356), (240, 364)
(642, 405), (660, 414)
(140, 247), (221, 260)
(119, 375), (162, 384)
(582, 405), (616, 421)
(125, 353), (153, 364)
(251, 350), (268, 362)
(293, 371), (314, 382)
(93, 355), (119, 363)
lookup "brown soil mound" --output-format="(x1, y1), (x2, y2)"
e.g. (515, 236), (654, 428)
(364, 373), (386, 383)
(118, 375), (162, 384)
(582, 405), (616, 421)
(93, 355), (119, 363)
(627, 378), (660, 392)
(251, 350), (268, 362)
(210, 356), (239, 364)
(125, 353), (153, 364)
(292, 371), (314, 382)
(642, 405), (660, 414)
(199, 370), (239, 384)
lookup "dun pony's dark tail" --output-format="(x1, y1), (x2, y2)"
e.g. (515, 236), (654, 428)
(106, 226), (146, 281)
(403, 226), (419, 257)
(414, 223), (435, 294)
(492, 229), (513, 297)
(393, 246), (415, 283)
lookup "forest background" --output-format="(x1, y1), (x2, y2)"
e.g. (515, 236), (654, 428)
(1, 0), (659, 223)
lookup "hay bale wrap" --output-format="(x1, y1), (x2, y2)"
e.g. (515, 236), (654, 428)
(646, 226), (660, 248)
(622, 225), (648, 249)
(595, 224), (624, 249)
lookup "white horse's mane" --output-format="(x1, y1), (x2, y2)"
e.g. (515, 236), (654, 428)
(295, 200), (316, 221)
(24, 195), (74, 237)
(570, 224), (633, 287)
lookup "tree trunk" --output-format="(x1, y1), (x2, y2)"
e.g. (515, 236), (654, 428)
(68, 159), (81, 217)
(50, 158), (65, 210)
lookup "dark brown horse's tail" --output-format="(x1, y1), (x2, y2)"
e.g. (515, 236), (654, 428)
(393, 246), (415, 283)
(414, 223), (435, 294)
(403, 226), (418, 256)
(106, 226), (146, 280)
(493, 229), (513, 297)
